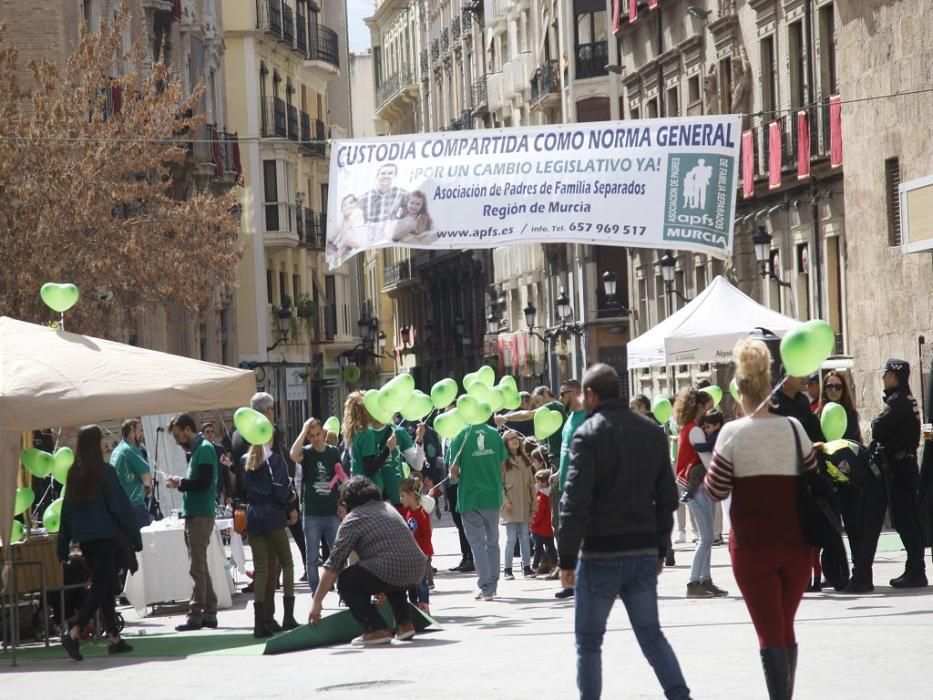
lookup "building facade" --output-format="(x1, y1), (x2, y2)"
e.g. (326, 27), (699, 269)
(223, 0), (359, 434)
(0, 0), (241, 366)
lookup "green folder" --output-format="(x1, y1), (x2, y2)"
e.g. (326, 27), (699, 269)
(263, 602), (440, 655)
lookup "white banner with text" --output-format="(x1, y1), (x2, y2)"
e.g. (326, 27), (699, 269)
(325, 115), (742, 269)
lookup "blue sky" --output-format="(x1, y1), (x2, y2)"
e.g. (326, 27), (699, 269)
(346, 0), (372, 53)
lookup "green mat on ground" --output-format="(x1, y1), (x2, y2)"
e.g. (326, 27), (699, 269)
(263, 602), (439, 655)
(2, 632), (266, 661)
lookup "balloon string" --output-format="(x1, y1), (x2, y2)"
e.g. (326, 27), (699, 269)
(59, 312), (64, 332)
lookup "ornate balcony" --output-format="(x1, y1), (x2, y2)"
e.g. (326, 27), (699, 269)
(575, 41), (608, 80)
(531, 60), (560, 109)
(260, 97), (288, 138)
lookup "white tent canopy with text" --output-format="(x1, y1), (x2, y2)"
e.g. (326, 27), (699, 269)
(626, 275), (803, 368)
(0, 316), (256, 577)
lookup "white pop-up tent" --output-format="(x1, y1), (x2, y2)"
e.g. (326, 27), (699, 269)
(0, 316), (256, 575)
(627, 275), (802, 368)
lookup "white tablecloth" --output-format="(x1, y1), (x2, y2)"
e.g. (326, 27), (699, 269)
(124, 518), (235, 617)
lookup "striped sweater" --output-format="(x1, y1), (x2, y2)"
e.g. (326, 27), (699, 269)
(705, 416), (816, 550)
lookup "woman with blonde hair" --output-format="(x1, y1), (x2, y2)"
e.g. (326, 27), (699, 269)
(673, 386), (725, 598)
(243, 442), (298, 637)
(705, 338), (816, 699)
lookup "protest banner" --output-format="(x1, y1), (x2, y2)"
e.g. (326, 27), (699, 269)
(325, 115), (741, 269)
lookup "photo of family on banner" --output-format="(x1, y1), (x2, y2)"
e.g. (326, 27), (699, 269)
(324, 115), (742, 270)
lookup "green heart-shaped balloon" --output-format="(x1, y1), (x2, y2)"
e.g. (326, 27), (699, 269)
(498, 375), (518, 394)
(467, 381), (496, 404)
(780, 319), (835, 378)
(363, 390), (393, 425)
(534, 407), (564, 440)
(729, 378), (741, 402)
(234, 406), (275, 446)
(323, 416), (340, 434)
(14, 487), (35, 516)
(43, 498), (63, 533)
(10, 520), (24, 543)
(475, 365), (496, 387)
(434, 409), (466, 439)
(401, 391), (435, 422)
(40, 282), (80, 313)
(820, 401), (848, 441)
(485, 387), (506, 414)
(457, 395), (491, 425)
(462, 371), (480, 392)
(381, 374), (416, 413)
(21, 448), (55, 479)
(343, 363), (361, 384)
(501, 387), (522, 410)
(652, 396), (673, 424)
(699, 385), (723, 408)
(430, 378), (459, 410)
(52, 454), (73, 486)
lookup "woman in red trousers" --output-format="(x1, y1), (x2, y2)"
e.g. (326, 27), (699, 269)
(705, 339), (816, 700)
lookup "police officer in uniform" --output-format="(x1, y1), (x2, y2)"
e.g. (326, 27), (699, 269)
(871, 358), (927, 588)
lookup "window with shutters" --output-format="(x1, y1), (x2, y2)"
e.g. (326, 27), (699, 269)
(885, 157), (902, 246)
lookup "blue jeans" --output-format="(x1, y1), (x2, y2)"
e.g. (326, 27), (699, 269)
(687, 486), (714, 584)
(503, 522), (531, 570)
(575, 555), (690, 700)
(302, 514), (339, 594)
(460, 509), (500, 595)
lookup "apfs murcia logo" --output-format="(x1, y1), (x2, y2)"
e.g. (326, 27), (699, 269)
(662, 154), (734, 250)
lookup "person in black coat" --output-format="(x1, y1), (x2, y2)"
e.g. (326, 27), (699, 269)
(58, 425), (142, 661)
(771, 375), (824, 442)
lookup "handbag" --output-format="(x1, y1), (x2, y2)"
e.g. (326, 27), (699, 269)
(790, 420), (846, 549)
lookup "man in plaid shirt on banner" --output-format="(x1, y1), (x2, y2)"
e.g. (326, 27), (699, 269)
(358, 163), (408, 224)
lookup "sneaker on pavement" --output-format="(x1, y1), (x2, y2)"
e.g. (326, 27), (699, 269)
(396, 622), (416, 640)
(61, 634), (83, 661)
(351, 630), (393, 646)
(701, 580), (728, 597)
(555, 588), (574, 599)
(449, 559), (468, 572)
(175, 617), (204, 632)
(201, 615), (218, 629)
(523, 566), (536, 578)
(674, 531), (686, 544)
(503, 569), (514, 580)
(686, 582), (715, 599)
(665, 551), (676, 567)
(482, 593), (495, 601)
(474, 590), (485, 600)
(843, 579), (874, 594)
(107, 639), (133, 654)
(460, 560), (476, 573)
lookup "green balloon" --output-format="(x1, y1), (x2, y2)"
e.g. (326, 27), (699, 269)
(382, 374), (415, 412)
(534, 407), (564, 440)
(780, 319), (835, 378)
(400, 391), (434, 422)
(457, 395), (491, 425)
(233, 406), (275, 446)
(323, 416), (341, 434)
(10, 520), (24, 543)
(462, 371), (480, 392)
(652, 396), (673, 424)
(363, 390), (393, 425)
(40, 282), (80, 313)
(43, 498), (63, 533)
(699, 385), (723, 408)
(430, 378), (459, 410)
(54, 447), (74, 471)
(501, 388), (522, 410)
(820, 401), (848, 441)
(14, 487), (35, 516)
(498, 375), (518, 393)
(21, 448), (54, 479)
(434, 409), (465, 439)
(729, 378), (740, 402)
(486, 387), (506, 414)
(475, 365), (496, 387)
(343, 363), (361, 384)
(52, 456), (72, 486)
(467, 381), (496, 404)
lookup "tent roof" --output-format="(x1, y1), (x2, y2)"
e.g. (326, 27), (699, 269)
(0, 316), (256, 431)
(627, 276), (803, 368)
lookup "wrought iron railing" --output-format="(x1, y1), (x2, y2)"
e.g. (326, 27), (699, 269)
(376, 64), (413, 107)
(530, 60), (559, 103)
(308, 24), (339, 66)
(472, 76), (487, 109)
(261, 96), (288, 138)
(575, 41), (608, 80)
(287, 104), (299, 141)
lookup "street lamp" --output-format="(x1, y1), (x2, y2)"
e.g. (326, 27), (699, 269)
(486, 310), (499, 335)
(556, 288), (572, 322)
(602, 270), (617, 299)
(658, 250), (691, 303)
(523, 302), (537, 331)
(377, 330), (387, 353)
(753, 226), (792, 287)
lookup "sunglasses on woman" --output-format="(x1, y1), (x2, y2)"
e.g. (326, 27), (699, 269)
(824, 383), (844, 391)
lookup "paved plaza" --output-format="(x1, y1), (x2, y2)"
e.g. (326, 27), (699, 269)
(2, 513), (930, 699)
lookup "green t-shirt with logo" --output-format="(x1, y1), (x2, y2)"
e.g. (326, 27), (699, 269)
(542, 400), (568, 467)
(558, 409), (588, 492)
(109, 440), (150, 508)
(182, 436), (218, 518)
(301, 444), (341, 517)
(449, 424), (507, 513)
(381, 426), (414, 506)
(351, 427), (389, 495)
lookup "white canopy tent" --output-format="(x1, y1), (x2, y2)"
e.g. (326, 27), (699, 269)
(627, 275), (803, 368)
(0, 316), (256, 579)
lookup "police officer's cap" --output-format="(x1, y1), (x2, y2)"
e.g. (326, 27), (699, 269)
(883, 358), (910, 378)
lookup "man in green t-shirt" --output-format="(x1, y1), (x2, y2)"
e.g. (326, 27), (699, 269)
(554, 379), (588, 597)
(290, 418), (342, 595)
(166, 413), (219, 632)
(109, 418), (152, 528)
(351, 421), (425, 506)
(448, 423), (507, 600)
